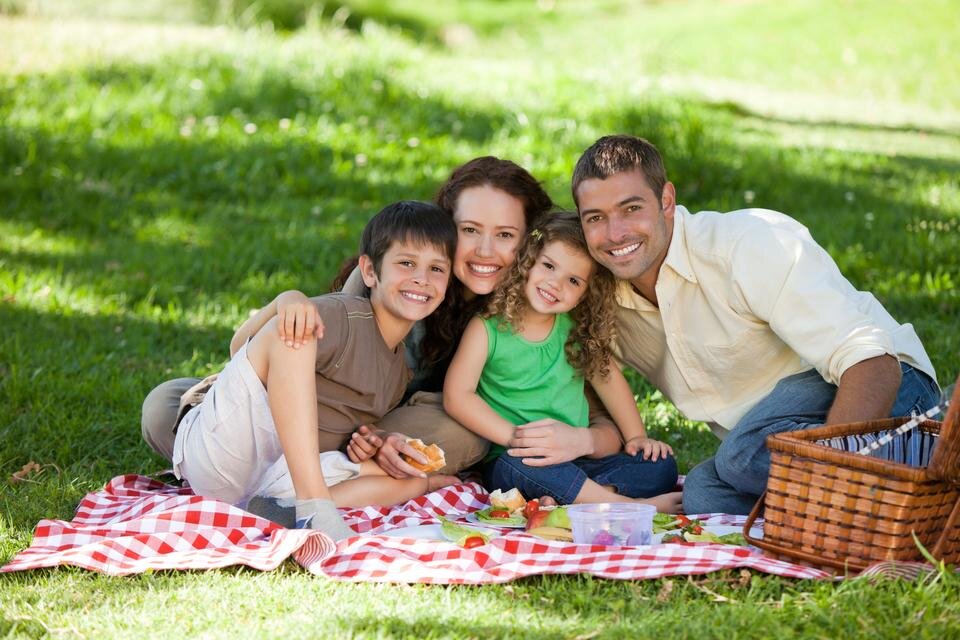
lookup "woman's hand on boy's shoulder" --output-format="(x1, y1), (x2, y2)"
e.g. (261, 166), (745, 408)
(624, 436), (674, 461)
(506, 419), (594, 466)
(275, 289), (324, 348)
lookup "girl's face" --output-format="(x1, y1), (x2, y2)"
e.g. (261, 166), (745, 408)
(524, 240), (594, 317)
(452, 185), (526, 299)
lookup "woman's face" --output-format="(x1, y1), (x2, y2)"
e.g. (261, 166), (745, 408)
(452, 185), (527, 298)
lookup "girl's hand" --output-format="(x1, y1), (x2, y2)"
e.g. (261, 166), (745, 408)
(506, 419), (593, 466)
(275, 290), (323, 348)
(346, 424), (383, 463)
(373, 432), (429, 479)
(624, 436), (674, 461)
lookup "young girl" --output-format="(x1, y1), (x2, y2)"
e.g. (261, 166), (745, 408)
(443, 211), (681, 512)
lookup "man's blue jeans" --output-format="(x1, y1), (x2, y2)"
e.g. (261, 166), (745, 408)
(484, 450), (678, 505)
(681, 362), (940, 515)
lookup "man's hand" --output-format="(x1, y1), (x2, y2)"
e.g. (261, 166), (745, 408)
(373, 432), (429, 479)
(624, 436), (673, 461)
(506, 419), (594, 467)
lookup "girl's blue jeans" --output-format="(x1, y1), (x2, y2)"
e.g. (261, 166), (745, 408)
(681, 362), (941, 516)
(483, 448), (679, 505)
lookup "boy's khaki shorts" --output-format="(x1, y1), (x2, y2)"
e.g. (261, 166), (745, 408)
(171, 343), (359, 508)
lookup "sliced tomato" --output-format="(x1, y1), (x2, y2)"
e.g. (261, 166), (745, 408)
(676, 514), (692, 527)
(489, 509), (511, 519)
(523, 499), (540, 520)
(462, 536), (485, 549)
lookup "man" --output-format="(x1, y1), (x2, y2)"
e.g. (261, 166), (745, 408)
(572, 134), (940, 515)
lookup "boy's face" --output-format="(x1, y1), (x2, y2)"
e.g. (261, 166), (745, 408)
(362, 239), (451, 324)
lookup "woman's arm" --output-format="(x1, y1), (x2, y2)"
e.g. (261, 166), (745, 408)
(229, 290), (322, 357)
(442, 318), (517, 446)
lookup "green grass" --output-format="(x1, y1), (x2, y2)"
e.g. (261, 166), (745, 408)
(2, 1), (959, 637)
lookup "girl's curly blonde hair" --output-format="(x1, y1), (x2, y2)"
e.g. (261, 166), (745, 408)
(483, 211), (618, 381)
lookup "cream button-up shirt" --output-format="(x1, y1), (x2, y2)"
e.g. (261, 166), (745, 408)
(613, 205), (936, 438)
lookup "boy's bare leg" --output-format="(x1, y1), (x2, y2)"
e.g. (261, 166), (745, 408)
(330, 468), (460, 508)
(573, 478), (683, 513)
(246, 322), (354, 540)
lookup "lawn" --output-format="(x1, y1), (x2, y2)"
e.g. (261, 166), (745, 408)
(1, 1), (959, 637)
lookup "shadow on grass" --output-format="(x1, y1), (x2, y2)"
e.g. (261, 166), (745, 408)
(711, 99), (960, 140)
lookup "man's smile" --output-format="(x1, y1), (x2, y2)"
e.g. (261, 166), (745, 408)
(608, 241), (641, 257)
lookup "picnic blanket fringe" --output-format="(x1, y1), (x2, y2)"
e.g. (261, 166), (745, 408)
(4, 474), (913, 583)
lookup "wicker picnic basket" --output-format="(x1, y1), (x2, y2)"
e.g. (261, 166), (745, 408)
(743, 374), (960, 573)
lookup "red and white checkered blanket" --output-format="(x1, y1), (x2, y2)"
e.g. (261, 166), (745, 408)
(2, 474), (831, 581)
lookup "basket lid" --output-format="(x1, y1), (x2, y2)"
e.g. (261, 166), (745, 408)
(928, 373), (960, 484)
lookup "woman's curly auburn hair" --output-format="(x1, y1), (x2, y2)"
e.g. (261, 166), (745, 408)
(482, 211), (618, 381)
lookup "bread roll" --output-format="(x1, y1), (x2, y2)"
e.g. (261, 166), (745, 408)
(402, 438), (446, 473)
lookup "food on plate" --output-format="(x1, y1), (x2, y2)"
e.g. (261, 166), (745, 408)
(526, 525), (573, 542)
(523, 499), (541, 520)
(654, 513), (748, 546)
(474, 505), (526, 527)
(489, 488), (526, 513)
(438, 516), (492, 548)
(524, 503), (574, 542)
(402, 438), (446, 473)
(653, 513), (702, 534)
(543, 506), (571, 529)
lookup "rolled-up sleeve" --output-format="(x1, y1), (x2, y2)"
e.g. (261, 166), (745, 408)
(730, 221), (896, 385)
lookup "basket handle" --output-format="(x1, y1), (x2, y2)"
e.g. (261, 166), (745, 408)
(742, 492), (765, 546)
(929, 376), (960, 484)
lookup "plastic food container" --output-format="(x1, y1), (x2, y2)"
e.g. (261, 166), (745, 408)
(567, 503), (656, 546)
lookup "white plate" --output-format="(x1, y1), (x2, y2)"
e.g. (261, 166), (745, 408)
(465, 511), (527, 529)
(378, 523), (499, 541)
(652, 524), (762, 545)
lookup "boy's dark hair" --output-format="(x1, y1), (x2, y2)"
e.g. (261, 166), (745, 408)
(571, 135), (668, 206)
(360, 200), (457, 276)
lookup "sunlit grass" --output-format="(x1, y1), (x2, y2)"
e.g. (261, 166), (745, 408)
(1, 2), (959, 637)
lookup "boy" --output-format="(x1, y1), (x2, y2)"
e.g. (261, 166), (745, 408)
(171, 201), (458, 541)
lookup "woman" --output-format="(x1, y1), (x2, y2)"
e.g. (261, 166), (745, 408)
(141, 156), (626, 483)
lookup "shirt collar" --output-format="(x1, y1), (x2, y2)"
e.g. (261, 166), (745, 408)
(662, 204), (697, 284)
(615, 204), (697, 310)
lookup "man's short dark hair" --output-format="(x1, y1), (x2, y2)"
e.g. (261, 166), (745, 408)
(571, 135), (668, 205)
(360, 200), (457, 276)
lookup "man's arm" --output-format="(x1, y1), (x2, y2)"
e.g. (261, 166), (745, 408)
(825, 354), (901, 424)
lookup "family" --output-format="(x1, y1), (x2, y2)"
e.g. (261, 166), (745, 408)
(140, 135), (941, 541)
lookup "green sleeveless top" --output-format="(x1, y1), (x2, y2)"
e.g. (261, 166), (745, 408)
(477, 313), (589, 460)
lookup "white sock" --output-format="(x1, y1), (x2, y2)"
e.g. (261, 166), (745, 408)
(294, 498), (354, 541)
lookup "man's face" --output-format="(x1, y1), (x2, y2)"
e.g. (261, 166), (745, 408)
(363, 239), (451, 324)
(575, 170), (675, 290)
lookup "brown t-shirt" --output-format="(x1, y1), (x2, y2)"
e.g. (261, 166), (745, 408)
(311, 294), (412, 451)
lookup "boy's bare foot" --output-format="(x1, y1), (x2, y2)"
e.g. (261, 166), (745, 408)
(426, 474), (460, 492)
(641, 491), (683, 514)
